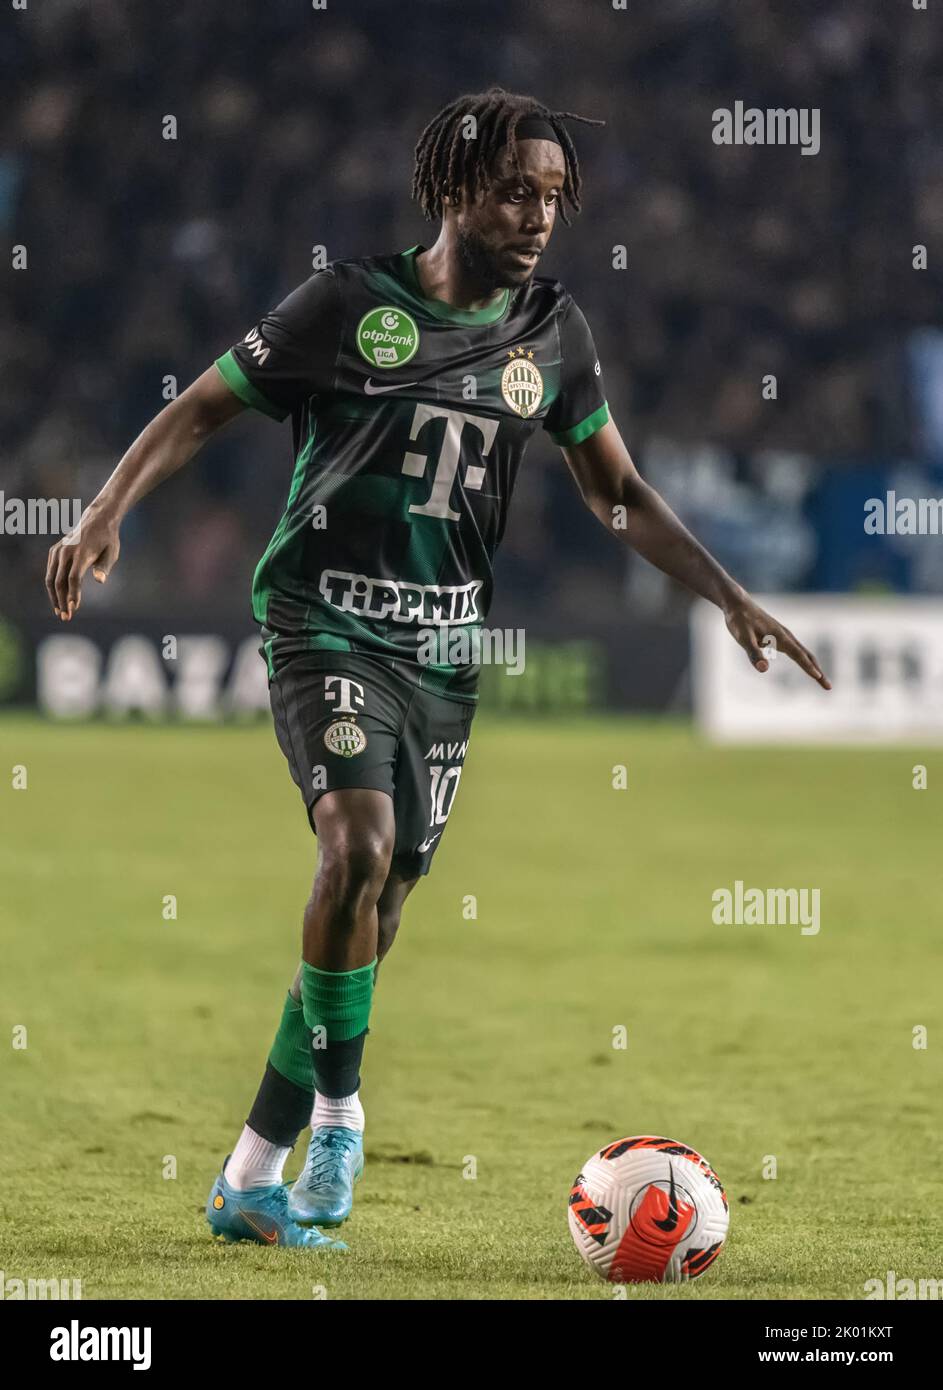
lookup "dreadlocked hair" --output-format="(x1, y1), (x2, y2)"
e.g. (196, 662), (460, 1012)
(412, 88), (604, 226)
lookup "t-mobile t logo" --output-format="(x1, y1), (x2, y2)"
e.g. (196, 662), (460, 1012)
(324, 676), (365, 715)
(401, 403), (499, 520)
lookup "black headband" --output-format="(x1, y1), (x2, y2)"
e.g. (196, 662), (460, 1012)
(511, 116), (561, 145)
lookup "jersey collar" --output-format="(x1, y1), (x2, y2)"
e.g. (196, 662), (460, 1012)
(396, 245), (511, 326)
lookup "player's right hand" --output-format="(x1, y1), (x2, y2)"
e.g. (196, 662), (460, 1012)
(45, 508), (121, 621)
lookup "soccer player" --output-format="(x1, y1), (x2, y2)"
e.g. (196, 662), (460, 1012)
(45, 89), (830, 1251)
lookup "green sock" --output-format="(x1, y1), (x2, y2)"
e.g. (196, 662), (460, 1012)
(300, 959), (376, 1041)
(301, 959), (376, 1098)
(267, 991), (315, 1091)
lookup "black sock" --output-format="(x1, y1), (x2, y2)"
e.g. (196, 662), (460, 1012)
(312, 1029), (368, 1099)
(246, 1062), (314, 1148)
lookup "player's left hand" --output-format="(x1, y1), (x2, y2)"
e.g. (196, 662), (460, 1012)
(723, 596), (831, 689)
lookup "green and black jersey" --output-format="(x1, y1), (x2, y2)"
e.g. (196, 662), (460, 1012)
(216, 245), (608, 703)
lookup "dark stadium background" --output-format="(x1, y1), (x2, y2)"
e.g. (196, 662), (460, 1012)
(1, 0), (941, 711)
(4, 0), (943, 1313)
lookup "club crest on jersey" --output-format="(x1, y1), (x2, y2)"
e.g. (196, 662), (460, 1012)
(356, 306), (420, 369)
(501, 347), (544, 418)
(324, 720), (368, 758)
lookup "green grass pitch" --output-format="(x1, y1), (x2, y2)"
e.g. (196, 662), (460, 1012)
(1, 714), (940, 1300)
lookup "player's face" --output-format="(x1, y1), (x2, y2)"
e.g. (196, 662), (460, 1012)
(455, 138), (566, 289)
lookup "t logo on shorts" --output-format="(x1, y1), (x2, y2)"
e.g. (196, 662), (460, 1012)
(324, 675), (365, 715)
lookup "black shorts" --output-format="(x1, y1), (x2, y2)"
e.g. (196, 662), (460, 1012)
(267, 648), (475, 879)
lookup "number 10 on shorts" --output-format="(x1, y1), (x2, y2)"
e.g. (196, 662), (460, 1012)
(428, 764), (462, 827)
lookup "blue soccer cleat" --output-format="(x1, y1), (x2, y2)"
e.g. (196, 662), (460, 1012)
(206, 1158), (348, 1250)
(288, 1126), (364, 1227)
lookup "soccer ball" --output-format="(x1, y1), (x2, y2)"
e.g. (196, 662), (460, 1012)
(568, 1135), (729, 1283)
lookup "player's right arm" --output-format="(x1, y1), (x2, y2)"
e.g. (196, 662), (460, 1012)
(48, 269), (338, 620)
(45, 366), (247, 620)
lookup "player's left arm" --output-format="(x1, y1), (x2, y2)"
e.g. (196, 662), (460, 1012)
(562, 419), (831, 689)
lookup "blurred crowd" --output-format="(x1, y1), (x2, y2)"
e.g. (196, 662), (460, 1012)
(2, 0), (941, 617)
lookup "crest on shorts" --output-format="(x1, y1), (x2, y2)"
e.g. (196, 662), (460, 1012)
(324, 720), (367, 758)
(501, 347), (543, 418)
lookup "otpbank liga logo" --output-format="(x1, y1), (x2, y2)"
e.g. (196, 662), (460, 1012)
(357, 306), (420, 369)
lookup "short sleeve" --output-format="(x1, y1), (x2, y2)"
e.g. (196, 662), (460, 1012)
(215, 270), (342, 421)
(543, 297), (609, 446)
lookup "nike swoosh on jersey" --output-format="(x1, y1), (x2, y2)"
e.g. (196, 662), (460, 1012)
(363, 378), (418, 395)
(417, 832), (442, 853)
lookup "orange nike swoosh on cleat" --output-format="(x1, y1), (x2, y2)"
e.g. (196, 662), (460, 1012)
(241, 1211), (279, 1244)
